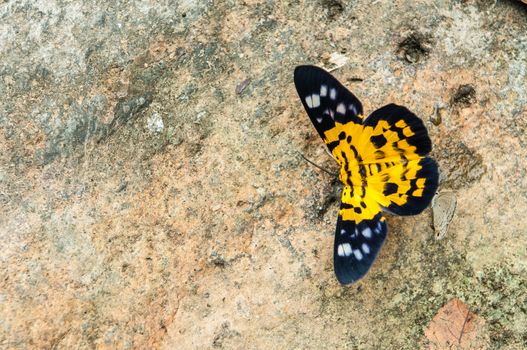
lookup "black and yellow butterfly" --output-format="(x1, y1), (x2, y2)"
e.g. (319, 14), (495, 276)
(294, 65), (439, 284)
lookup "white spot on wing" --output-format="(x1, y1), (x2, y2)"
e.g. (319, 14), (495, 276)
(330, 88), (337, 100)
(375, 221), (383, 234)
(320, 85), (328, 97)
(323, 108), (335, 120)
(337, 244), (344, 257)
(311, 94), (320, 108)
(354, 227), (359, 237)
(340, 229), (346, 235)
(362, 227), (372, 238)
(349, 104), (358, 116)
(353, 249), (363, 261)
(316, 117), (323, 123)
(305, 95), (313, 108)
(338, 243), (352, 257)
(336, 103), (346, 115)
(362, 243), (370, 254)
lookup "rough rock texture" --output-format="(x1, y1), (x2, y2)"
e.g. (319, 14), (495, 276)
(1, 0), (526, 349)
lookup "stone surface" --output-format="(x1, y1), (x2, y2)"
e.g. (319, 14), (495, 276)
(1, 0), (526, 349)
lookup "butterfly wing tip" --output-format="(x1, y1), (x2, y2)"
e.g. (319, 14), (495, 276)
(336, 276), (355, 285)
(334, 270), (361, 285)
(294, 65), (329, 81)
(294, 65), (310, 75)
(335, 259), (380, 285)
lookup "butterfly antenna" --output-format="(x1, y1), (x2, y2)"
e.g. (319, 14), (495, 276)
(298, 152), (339, 177)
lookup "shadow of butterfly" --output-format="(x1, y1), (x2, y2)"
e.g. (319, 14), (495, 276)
(432, 190), (457, 240)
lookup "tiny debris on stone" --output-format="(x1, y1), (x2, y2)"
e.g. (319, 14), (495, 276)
(146, 112), (164, 133)
(235, 78), (251, 95)
(116, 181), (128, 193)
(429, 102), (447, 126)
(323, 0), (344, 20)
(209, 251), (227, 267)
(451, 84), (476, 107)
(397, 31), (432, 64)
(327, 52), (349, 71)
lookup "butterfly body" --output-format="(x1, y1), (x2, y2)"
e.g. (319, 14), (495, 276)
(294, 65), (438, 284)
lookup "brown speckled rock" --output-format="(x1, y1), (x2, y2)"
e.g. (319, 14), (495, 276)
(1, 0), (526, 348)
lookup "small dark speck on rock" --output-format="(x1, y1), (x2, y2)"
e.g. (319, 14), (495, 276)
(210, 251), (227, 267)
(451, 84), (476, 107)
(322, 0), (344, 20)
(212, 322), (241, 348)
(235, 78), (251, 95)
(397, 32), (432, 64)
(430, 111), (442, 126)
(298, 263), (312, 279)
(347, 77), (364, 83)
(116, 181), (128, 192)
(430, 102), (447, 126)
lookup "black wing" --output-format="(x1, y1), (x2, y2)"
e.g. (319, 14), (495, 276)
(334, 212), (388, 284)
(294, 65), (364, 144)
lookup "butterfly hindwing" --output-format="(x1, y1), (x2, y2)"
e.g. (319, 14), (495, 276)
(360, 104), (439, 215)
(294, 65), (363, 149)
(334, 211), (387, 284)
(384, 157), (438, 215)
(334, 186), (387, 284)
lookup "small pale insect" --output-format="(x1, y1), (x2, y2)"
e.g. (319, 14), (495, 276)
(432, 190), (457, 240)
(294, 65), (439, 284)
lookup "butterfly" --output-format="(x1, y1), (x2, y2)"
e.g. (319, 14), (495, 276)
(432, 190), (456, 240)
(294, 65), (439, 284)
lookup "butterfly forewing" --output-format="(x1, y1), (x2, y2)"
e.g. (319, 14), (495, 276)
(294, 65), (363, 147)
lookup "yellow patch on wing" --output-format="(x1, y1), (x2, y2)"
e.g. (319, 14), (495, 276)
(339, 185), (382, 222)
(366, 159), (426, 206)
(323, 118), (434, 217)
